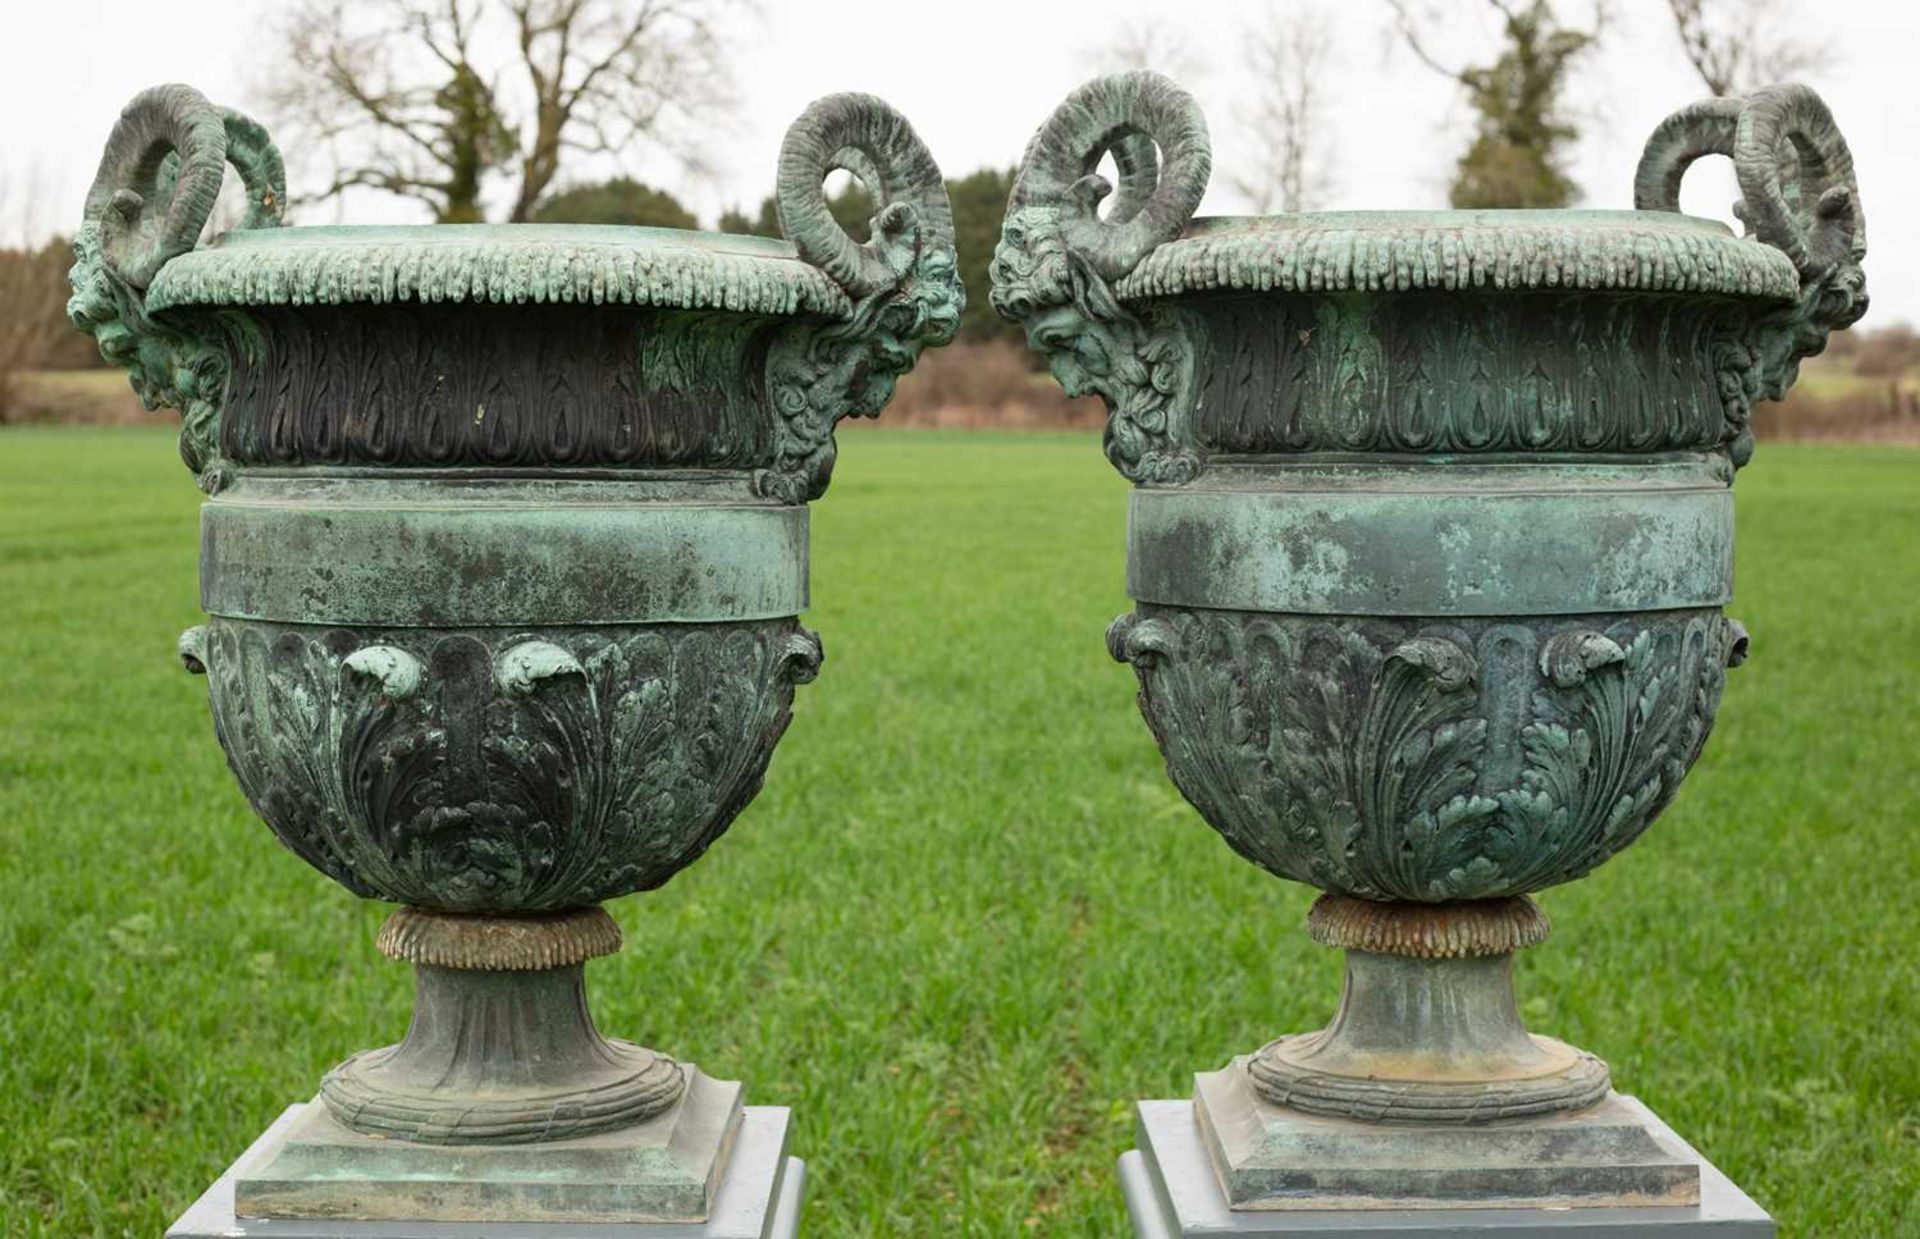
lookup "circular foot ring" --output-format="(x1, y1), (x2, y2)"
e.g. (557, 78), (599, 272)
(1248, 1032), (1611, 1123)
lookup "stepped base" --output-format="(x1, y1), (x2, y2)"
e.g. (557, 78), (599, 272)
(231, 1067), (740, 1225)
(168, 1101), (803, 1238)
(1122, 1095), (1772, 1237)
(1201, 1061), (1697, 1210)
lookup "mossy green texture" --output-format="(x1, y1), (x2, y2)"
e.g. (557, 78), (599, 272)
(67, 86), (963, 500)
(146, 224), (853, 318)
(0, 430), (1914, 1234)
(996, 70), (1882, 1150)
(992, 74), (1865, 479)
(1114, 210), (1799, 302)
(995, 74), (1872, 913)
(57, 82), (963, 922)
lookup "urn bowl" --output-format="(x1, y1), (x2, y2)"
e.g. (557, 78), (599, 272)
(993, 72), (1864, 905)
(992, 70), (1865, 1201)
(69, 81), (961, 1222)
(190, 613), (822, 913)
(71, 84), (962, 919)
(1110, 601), (1745, 902)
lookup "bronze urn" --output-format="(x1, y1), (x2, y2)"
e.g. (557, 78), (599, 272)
(992, 71), (1863, 1227)
(70, 81), (960, 1233)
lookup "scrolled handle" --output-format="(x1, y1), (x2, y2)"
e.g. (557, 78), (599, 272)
(1635, 84), (1867, 465)
(80, 85), (288, 290)
(757, 95), (961, 504)
(1002, 71), (1210, 292)
(780, 628), (825, 686)
(1635, 83), (1866, 326)
(1107, 613), (1179, 667)
(777, 92), (954, 299)
(70, 85), (287, 488)
(81, 84), (230, 290)
(989, 74), (1209, 487)
(219, 107), (289, 232)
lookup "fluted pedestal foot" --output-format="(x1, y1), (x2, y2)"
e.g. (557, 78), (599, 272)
(1245, 896), (1610, 1124)
(216, 906), (757, 1225)
(1184, 896), (1716, 1212)
(318, 907), (684, 1145)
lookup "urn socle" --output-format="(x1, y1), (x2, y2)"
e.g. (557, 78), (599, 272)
(71, 82), (960, 1232)
(992, 71), (1862, 1225)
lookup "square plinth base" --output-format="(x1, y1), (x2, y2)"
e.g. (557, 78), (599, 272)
(234, 1068), (741, 1224)
(1197, 1061), (1703, 1211)
(1121, 1097), (1772, 1238)
(167, 1103), (803, 1239)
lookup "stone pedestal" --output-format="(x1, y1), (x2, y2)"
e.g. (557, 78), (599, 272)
(168, 1104), (804, 1239)
(1120, 1098), (1773, 1238)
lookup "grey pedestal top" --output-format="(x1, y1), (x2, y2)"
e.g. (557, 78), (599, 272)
(168, 1104), (804, 1239)
(1120, 1098), (1774, 1238)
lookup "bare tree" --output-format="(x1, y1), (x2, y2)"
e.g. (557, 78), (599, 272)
(1086, 18), (1209, 81)
(264, 0), (739, 224)
(1668, 0), (1834, 97)
(1232, 3), (1339, 213)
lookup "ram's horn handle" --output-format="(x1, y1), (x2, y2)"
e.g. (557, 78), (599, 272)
(990, 73), (1210, 487)
(1003, 71), (1210, 288)
(1636, 82), (1864, 305)
(756, 95), (962, 505)
(1635, 84), (1867, 465)
(220, 107), (289, 232)
(81, 84), (230, 289)
(68, 85), (287, 488)
(777, 92), (955, 299)
(79, 86), (288, 286)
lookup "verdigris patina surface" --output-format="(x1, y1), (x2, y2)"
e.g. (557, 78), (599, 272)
(994, 71), (1862, 1221)
(73, 82), (958, 1231)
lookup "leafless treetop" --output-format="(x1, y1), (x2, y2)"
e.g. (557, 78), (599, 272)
(1232, 3), (1339, 214)
(263, 0), (740, 223)
(1668, 0), (1835, 97)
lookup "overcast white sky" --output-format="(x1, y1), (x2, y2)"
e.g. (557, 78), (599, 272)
(3, 0), (1912, 324)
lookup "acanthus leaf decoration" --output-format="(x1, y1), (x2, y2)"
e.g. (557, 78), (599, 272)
(193, 620), (818, 915)
(990, 72), (1212, 485)
(1109, 609), (1748, 903)
(1636, 83), (1867, 467)
(67, 85), (287, 491)
(757, 93), (963, 504)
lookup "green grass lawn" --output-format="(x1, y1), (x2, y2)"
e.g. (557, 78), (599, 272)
(0, 428), (1915, 1236)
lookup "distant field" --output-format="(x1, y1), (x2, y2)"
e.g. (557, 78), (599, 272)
(0, 429), (1915, 1236)
(6, 369), (152, 425)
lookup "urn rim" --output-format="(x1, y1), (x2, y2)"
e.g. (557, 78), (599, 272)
(145, 221), (854, 319)
(1113, 208), (1801, 305)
